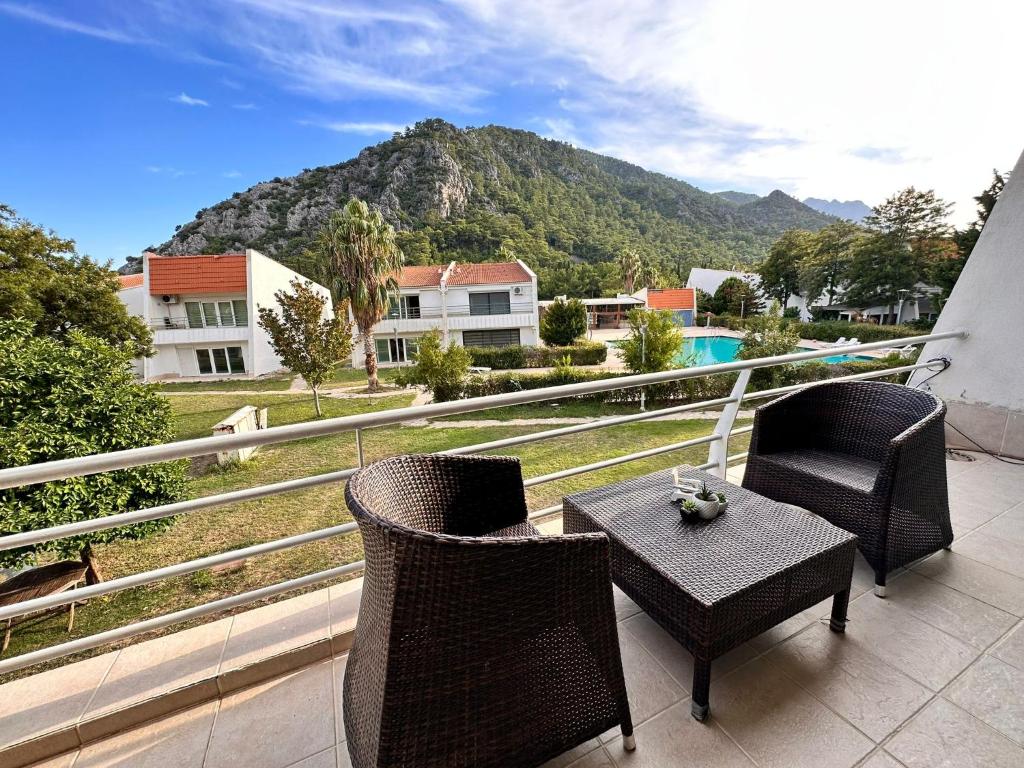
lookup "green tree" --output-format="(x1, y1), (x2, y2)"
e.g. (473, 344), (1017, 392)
(847, 187), (953, 321)
(799, 220), (862, 305)
(540, 297), (587, 346)
(0, 205), (152, 356)
(257, 280), (353, 417)
(737, 303), (800, 387)
(712, 276), (764, 316)
(400, 330), (471, 402)
(695, 288), (714, 314)
(617, 248), (642, 294)
(759, 229), (813, 307)
(311, 198), (403, 392)
(0, 320), (186, 582)
(619, 308), (684, 373)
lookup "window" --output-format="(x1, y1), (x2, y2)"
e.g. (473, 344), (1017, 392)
(184, 300), (249, 328)
(195, 347), (245, 375)
(374, 337), (417, 363)
(462, 329), (521, 348)
(469, 291), (511, 316)
(387, 295), (421, 319)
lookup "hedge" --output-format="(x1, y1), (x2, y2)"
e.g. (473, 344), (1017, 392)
(465, 342), (607, 370)
(704, 316), (928, 343)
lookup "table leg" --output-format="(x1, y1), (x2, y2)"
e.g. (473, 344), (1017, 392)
(830, 588), (850, 633)
(691, 657), (711, 721)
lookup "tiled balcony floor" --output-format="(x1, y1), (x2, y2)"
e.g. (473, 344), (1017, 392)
(17, 451), (1024, 768)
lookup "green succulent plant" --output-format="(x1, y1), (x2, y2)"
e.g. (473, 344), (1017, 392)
(716, 492), (727, 503)
(696, 482), (717, 502)
(681, 499), (699, 514)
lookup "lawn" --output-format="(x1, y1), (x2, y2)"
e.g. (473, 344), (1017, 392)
(2, 407), (749, 676)
(170, 392), (416, 441)
(325, 364), (402, 387)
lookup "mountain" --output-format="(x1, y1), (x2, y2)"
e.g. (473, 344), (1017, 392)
(802, 197), (872, 222)
(714, 190), (761, 205)
(158, 119), (835, 296)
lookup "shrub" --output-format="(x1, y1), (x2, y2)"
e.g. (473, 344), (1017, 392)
(795, 320), (927, 343)
(738, 306), (800, 388)
(540, 297), (587, 346)
(619, 309), (684, 373)
(466, 342), (607, 369)
(399, 330), (471, 402)
(782, 306), (801, 319)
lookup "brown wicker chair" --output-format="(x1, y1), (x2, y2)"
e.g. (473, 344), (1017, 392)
(742, 381), (952, 597)
(342, 454), (634, 768)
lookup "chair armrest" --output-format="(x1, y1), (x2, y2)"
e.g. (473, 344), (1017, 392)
(874, 405), (948, 519)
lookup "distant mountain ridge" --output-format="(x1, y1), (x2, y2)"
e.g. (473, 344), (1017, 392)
(801, 197), (873, 222)
(158, 119), (836, 294)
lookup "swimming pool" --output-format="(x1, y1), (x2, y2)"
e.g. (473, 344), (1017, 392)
(607, 335), (872, 366)
(676, 336), (872, 366)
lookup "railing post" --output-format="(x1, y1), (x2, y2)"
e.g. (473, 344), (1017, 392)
(355, 428), (365, 468)
(707, 369), (751, 479)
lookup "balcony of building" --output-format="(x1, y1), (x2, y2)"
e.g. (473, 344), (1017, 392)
(1, 329), (1023, 768)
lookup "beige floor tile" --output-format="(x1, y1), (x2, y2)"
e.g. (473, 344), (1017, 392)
(886, 698), (1024, 768)
(338, 746), (352, 768)
(952, 531), (1024, 579)
(710, 657), (873, 768)
(285, 747), (337, 768)
(221, 589), (330, 670)
(767, 623), (931, 742)
(860, 751), (907, 768)
(74, 700), (216, 768)
(945, 655), (1024, 746)
(884, 571), (1017, 649)
(327, 580), (361, 639)
(845, 592), (978, 691)
(614, 621), (687, 725)
(0, 651), (118, 747)
(85, 619), (231, 717)
(604, 701), (754, 767)
(205, 660), (335, 768)
(747, 607), (822, 653)
(913, 551), (1024, 616)
(26, 752), (78, 768)
(977, 504), (1024, 545)
(565, 747), (615, 767)
(991, 619), (1024, 670)
(332, 654), (348, 743)
(612, 586), (642, 623)
(539, 739), (601, 768)
(622, 611), (757, 691)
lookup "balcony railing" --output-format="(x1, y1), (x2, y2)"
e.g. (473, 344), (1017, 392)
(150, 317), (249, 330)
(0, 329), (966, 675)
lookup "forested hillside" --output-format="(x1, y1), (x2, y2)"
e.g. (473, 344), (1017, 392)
(158, 119), (835, 297)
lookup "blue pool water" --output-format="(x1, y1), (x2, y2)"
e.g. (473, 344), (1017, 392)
(676, 336), (872, 366)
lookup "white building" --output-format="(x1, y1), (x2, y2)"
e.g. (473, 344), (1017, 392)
(352, 260), (539, 367)
(118, 249), (333, 381)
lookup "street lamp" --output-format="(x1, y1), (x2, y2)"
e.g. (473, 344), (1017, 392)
(639, 322), (648, 413)
(896, 288), (910, 325)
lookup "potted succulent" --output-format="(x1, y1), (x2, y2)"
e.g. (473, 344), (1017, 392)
(680, 499), (700, 521)
(693, 482), (721, 520)
(716, 491), (728, 513)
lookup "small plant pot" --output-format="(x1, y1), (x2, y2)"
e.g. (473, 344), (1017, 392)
(694, 498), (721, 520)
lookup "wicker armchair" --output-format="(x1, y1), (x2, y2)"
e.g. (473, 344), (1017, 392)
(342, 454), (634, 768)
(742, 381), (952, 597)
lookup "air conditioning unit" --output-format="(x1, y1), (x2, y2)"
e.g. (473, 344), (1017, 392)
(160, 294), (180, 305)
(512, 286), (524, 296)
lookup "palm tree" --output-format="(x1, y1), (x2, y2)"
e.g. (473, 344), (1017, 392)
(617, 249), (641, 294)
(312, 198), (402, 392)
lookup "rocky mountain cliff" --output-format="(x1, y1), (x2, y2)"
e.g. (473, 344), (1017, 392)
(802, 197), (873, 222)
(157, 119), (835, 295)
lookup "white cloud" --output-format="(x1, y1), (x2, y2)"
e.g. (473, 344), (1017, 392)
(452, 0), (1024, 223)
(171, 92), (209, 107)
(145, 165), (195, 178)
(222, 170), (243, 178)
(0, 2), (141, 43)
(232, 102), (258, 110)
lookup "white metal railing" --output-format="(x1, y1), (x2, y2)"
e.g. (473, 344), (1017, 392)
(0, 329), (966, 674)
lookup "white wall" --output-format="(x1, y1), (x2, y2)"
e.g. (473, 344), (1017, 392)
(248, 248), (333, 378)
(908, 146), (1024, 456)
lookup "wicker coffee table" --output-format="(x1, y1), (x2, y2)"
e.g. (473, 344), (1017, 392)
(563, 466), (857, 721)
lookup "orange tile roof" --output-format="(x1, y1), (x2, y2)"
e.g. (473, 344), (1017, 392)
(446, 262), (531, 286)
(396, 265), (446, 288)
(118, 273), (143, 289)
(147, 253), (247, 295)
(646, 288), (696, 311)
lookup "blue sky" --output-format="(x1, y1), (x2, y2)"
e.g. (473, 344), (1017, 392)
(2, 1), (1021, 267)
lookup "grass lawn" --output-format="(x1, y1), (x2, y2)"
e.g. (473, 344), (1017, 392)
(3, 409), (749, 677)
(170, 392), (416, 441)
(155, 375), (294, 392)
(325, 364), (402, 387)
